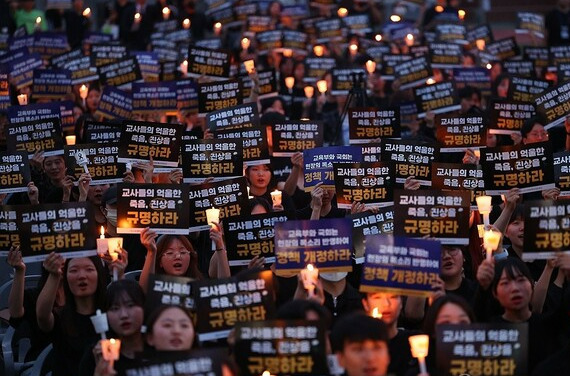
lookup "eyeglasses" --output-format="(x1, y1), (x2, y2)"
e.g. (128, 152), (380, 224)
(162, 250), (191, 259)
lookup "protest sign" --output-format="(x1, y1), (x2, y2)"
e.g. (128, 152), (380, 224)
(429, 43), (463, 68)
(181, 139), (243, 183)
(488, 99), (536, 135)
(554, 150), (570, 197)
(95, 86), (132, 120)
(187, 46), (231, 79)
(486, 37), (520, 61)
(198, 79), (243, 115)
(0, 206), (19, 256)
(508, 76), (550, 103)
(0, 152), (31, 194)
(435, 114), (486, 152)
(303, 146), (362, 191)
(394, 56), (433, 90)
(83, 120), (122, 144)
(146, 274), (194, 311)
(65, 143), (125, 185)
(32, 69), (72, 99)
(206, 103), (259, 132)
(534, 81), (570, 129)
(132, 81), (178, 114)
(99, 57), (142, 89)
(523, 200), (570, 260)
(334, 162), (394, 209)
(351, 207), (394, 263)
(272, 121), (324, 157)
(215, 126), (270, 166)
(516, 12), (545, 39)
(414, 81), (461, 118)
(348, 107), (400, 144)
(5, 117), (64, 158)
(125, 349), (227, 376)
(381, 139), (438, 186)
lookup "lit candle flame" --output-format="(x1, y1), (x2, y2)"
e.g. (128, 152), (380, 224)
(100, 226), (105, 239)
(375, 34), (383, 42)
(183, 18), (191, 29)
(390, 14), (401, 22)
(372, 307), (382, 319)
(82, 8), (91, 17)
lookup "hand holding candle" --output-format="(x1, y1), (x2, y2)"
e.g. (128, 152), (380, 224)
(483, 228), (502, 261)
(90, 309), (109, 339)
(300, 264), (319, 298)
(101, 338), (121, 370)
(409, 335), (429, 375)
(476, 195), (492, 226)
(17, 94), (28, 105)
(270, 189), (282, 207)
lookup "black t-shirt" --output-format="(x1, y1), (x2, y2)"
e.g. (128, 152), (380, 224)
(446, 277), (477, 304)
(389, 329), (418, 376)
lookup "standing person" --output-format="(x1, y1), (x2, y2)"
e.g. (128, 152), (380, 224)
(36, 255), (108, 375)
(14, 0), (47, 34)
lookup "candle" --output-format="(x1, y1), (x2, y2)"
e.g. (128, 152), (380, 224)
(90, 309), (109, 339)
(270, 190), (282, 206)
(486, 63), (492, 70)
(349, 43), (358, 55)
(435, 5), (444, 12)
(300, 264), (319, 297)
(426, 77), (436, 85)
(316, 80), (327, 95)
(213, 22), (222, 35)
(476, 39), (485, 51)
(375, 34), (383, 42)
(285, 77), (295, 92)
(244, 59), (255, 74)
(476, 195), (492, 225)
(17, 94), (27, 105)
(337, 7), (348, 18)
(79, 84), (88, 107)
(205, 207), (220, 228)
(282, 48), (293, 58)
(66, 135), (76, 145)
(304, 86), (314, 99)
(134, 12), (141, 24)
(241, 37), (250, 50)
(458, 9), (466, 21)
(390, 14), (401, 22)
(101, 338), (121, 369)
(409, 335), (429, 375)
(483, 229), (502, 261)
(313, 45), (324, 57)
(405, 33), (414, 47)
(183, 18), (191, 29)
(473, 150), (481, 159)
(372, 307), (382, 319)
(180, 60), (188, 75)
(365, 60), (376, 74)
(100, 226), (105, 239)
(35, 17), (42, 31)
(82, 7), (91, 17)
(162, 6), (170, 20)
(477, 224), (485, 239)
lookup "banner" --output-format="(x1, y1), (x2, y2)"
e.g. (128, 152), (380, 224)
(116, 183), (190, 235)
(334, 162), (394, 209)
(435, 114), (486, 152)
(272, 121), (324, 156)
(181, 139), (243, 183)
(481, 142), (555, 194)
(381, 139), (438, 186)
(351, 207), (394, 263)
(193, 270), (275, 341)
(436, 323), (528, 376)
(360, 235), (441, 297)
(224, 211), (292, 266)
(303, 146), (362, 191)
(523, 200), (570, 260)
(17, 202), (97, 262)
(274, 218), (353, 273)
(6, 117), (64, 158)
(65, 143), (125, 185)
(393, 189), (471, 245)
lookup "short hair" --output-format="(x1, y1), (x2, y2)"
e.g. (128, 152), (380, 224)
(248, 197), (273, 214)
(106, 279), (145, 310)
(458, 85), (481, 101)
(422, 295), (476, 337)
(507, 204), (525, 225)
(330, 312), (389, 352)
(156, 235), (203, 279)
(277, 299), (332, 329)
(491, 257), (534, 295)
(521, 115), (546, 138)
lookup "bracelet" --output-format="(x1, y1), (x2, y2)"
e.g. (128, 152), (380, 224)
(215, 248), (226, 252)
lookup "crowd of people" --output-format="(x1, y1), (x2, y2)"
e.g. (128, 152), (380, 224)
(2, 0), (570, 375)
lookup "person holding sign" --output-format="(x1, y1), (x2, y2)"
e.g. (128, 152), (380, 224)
(36, 255), (108, 376)
(245, 164), (291, 211)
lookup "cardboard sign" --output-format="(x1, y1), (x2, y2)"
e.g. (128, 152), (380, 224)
(234, 320), (328, 376)
(331, 68), (366, 95)
(118, 120), (182, 167)
(239, 69), (278, 99)
(124, 349), (227, 376)
(435, 24), (467, 45)
(224, 211), (292, 266)
(0, 152), (31, 194)
(17, 202), (97, 262)
(181, 139), (243, 183)
(90, 44), (128, 67)
(429, 43), (463, 68)
(508, 76), (550, 103)
(381, 139), (439, 186)
(516, 12), (545, 38)
(486, 38), (520, 61)
(116, 183), (190, 235)
(198, 79), (243, 115)
(436, 323), (528, 376)
(394, 56), (433, 90)
(84, 120), (122, 144)
(524, 47), (549, 70)
(348, 107), (401, 143)
(146, 274), (194, 311)
(554, 150), (570, 196)
(435, 114), (486, 152)
(187, 177), (249, 232)
(315, 19), (344, 43)
(6, 117), (64, 158)
(488, 99), (536, 135)
(95, 86), (132, 120)
(207, 103), (259, 132)
(131, 81), (177, 114)
(481, 142), (555, 195)
(534, 81), (570, 129)
(187, 46), (230, 79)
(393, 190), (471, 245)
(304, 57), (336, 82)
(65, 143), (125, 185)
(414, 81), (461, 118)
(360, 235), (441, 297)
(351, 207), (394, 263)
(303, 146), (363, 191)
(523, 201), (570, 259)
(274, 218), (353, 273)
(0, 206), (19, 256)
(8, 53), (43, 89)
(503, 61), (535, 78)
(272, 121), (324, 157)
(334, 162), (394, 209)
(32, 68), (71, 99)
(99, 57), (142, 89)
(193, 270), (275, 341)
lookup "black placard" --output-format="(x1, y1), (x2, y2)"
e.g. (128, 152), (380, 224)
(95, 86), (132, 120)
(334, 162), (394, 209)
(429, 42), (463, 68)
(348, 107), (401, 143)
(534, 81), (570, 129)
(5, 117), (64, 157)
(486, 37), (520, 61)
(508, 76), (550, 103)
(198, 79), (243, 115)
(0, 205), (19, 255)
(435, 114), (486, 152)
(132, 81), (178, 114)
(99, 57), (142, 89)
(206, 103), (259, 132)
(488, 99), (536, 135)
(381, 139), (439, 186)
(181, 139), (243, 183)
(90, 44), (128, 67)
(304, 57), (336, 82)
(65, 143), (125, 185)
(32, 68), (72, 99)
(414, 81), (461, 118)
(146, 274), (194, 311)
(0, 152), (31, 194)
(554, 150), (570, 197)
(187, 46), (231, 79)
(272, 121), (324, 157)
(351, 207), (394, 262)
(394, 56), (433, 89)
(215, 126), (270, 166)
(331, 68), (366, 96)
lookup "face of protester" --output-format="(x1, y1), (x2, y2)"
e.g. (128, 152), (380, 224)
(247, 165), (271, 192)
(87, 184), (110, 206)
(107, 292), (144, 337)
(363, 293), (401, 327)
(147, 307), (195, 351)
(497, 77), (509, 98)
(440, 246), (463, 280)
(523, 123), (549, 144)
(337, 339), (390, 376)
(251, 204), (268, 215)
(460, 93), (481, 113)
(66, 257), (98, 298)
(44, 156), (66, 182)
(159, 238), (191, 276)
(493, 268), (533, 314)
(505, 217), (524, 251)
(435, 303), (471, 325)
(486, 132), (497, 148)
(86, 89), (101, 112)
